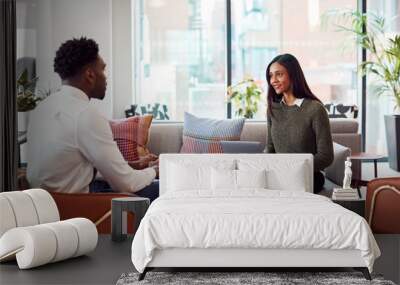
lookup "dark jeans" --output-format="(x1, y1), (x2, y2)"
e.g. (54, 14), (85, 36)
(89, 180), (159, 202)
(314, 171), (325, 194)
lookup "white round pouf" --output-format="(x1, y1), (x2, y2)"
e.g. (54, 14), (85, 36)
(42, 221), (79, 262)
(0, 196), (17, 237)
(0, 189), (98, 269)
(1, 192), (39, 227)
(24, 189), (60, 223)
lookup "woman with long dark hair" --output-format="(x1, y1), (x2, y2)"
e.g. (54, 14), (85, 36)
(265, 53), (334, 193)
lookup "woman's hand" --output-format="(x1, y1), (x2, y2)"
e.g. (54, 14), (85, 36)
(148, 159), (159, 167)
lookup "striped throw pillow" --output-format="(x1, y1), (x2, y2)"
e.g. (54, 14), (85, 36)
(180, 112), (245, 153)
(109, 115), (153, 161)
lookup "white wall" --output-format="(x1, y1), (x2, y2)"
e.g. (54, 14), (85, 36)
(16, 0), (37, 59)
(17, 0), (135, 120)
(112, 0), (134, 119)
(35, 0), (114, 118)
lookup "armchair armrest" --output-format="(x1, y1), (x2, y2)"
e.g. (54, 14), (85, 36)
(325, 142), (351, 186)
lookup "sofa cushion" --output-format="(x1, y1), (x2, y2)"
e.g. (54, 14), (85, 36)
(220, 141), (264, 153)
(329, 118), (358, 134)
(180, 112), (245, 153)
(325, 142), (351, 186)
(109, 115), (153, 161)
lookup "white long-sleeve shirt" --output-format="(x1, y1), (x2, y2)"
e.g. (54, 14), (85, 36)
(27, 85), (156, 193)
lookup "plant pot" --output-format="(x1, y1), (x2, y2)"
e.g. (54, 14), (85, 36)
(18, 111), (29, 132)
(384, 114), (400, 171)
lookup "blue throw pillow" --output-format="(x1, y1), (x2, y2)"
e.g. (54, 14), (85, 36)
(180, 112), (245, 153)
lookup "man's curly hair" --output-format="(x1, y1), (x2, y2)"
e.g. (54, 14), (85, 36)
(54, 37), (99, 80)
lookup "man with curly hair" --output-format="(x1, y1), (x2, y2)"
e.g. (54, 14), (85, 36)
(27, 37), (158, 201)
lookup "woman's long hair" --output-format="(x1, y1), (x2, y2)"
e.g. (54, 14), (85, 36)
(266, 53), (321, 116)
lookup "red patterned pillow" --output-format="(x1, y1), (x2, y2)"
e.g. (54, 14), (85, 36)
(109, 115), (153, 162)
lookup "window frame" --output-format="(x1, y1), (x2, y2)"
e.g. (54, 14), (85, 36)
(133, 0), (368, 143)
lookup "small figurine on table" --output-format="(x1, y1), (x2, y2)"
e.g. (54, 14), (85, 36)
(342, 157), (353, 189)
(332, 157), (359, 200)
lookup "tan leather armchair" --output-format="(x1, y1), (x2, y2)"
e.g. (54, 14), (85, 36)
(18, 169), (137, 234)
(366, 177), (400, 234)
(50, 192), (135, 234)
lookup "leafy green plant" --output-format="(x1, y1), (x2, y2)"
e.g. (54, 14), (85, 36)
(326, 10), (400, 109)
(16, 69), (41, 112)
(227, 78), (263, 119)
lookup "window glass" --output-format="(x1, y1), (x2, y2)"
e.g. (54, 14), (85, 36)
(135, 0), (359, 121)
(135, 0), (226, 121)
(231, 0), (358, 119)
(365, 0), (399, 154)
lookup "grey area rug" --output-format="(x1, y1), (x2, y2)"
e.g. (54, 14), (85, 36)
(116, 271), (396, 285)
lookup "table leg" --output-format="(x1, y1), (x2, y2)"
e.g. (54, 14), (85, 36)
(128, 201), (149, 236)
(374, 159), (378, 178)
(112, 202), (126, 242)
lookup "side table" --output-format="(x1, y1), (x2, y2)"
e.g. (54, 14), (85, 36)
(111, 197), (150, 242)
(349, 152), (385, 187)
(332, 187), (366, 217)
(332, 198), (365, 217)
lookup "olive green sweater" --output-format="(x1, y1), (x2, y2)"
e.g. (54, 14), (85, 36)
(266, 98), (334, 172)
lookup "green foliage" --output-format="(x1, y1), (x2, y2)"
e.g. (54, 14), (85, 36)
(326, 9), (400, 110)
(16, 69), (41, 112)
(227, 78), (263, 119)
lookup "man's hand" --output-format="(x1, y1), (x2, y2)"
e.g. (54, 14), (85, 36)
(147, 153), (158, 161)
(128, 159), (148, 170)
(128, 154), (159, 170)
(148, 159), (159, 168)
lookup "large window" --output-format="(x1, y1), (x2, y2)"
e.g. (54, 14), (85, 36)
(231, 0), (358, 120)
(365, 0), (399, 154)
(135, 0), (359, 121)
(134, 0), (226, 121)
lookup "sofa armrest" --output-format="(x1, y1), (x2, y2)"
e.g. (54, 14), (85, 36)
(332, 133), (361, 180)
(50, 192), (135, 234)
(325, 142), (351, 186)
(366, 178), (400, 233)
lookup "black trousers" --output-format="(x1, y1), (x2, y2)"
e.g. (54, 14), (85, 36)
(89, 180), (160, 202)
(314, 171), (325, 194)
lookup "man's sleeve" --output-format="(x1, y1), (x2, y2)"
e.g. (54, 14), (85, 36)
(76, 108), (156, 193)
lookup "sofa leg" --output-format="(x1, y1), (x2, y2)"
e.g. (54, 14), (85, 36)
(354, 267), (371, 280)
(138, 268), (148, 281)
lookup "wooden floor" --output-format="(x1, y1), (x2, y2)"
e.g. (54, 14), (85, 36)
(0, 235), (399, 285)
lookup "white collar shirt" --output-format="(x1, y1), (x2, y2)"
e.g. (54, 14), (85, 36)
(281, 97), (304, 107)
(27, 85), (156, 193)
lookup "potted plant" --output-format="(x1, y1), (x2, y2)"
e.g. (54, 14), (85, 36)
(16, 69), (41, 132)
(227, 77), (263, 119)
(330, 10), (400, 171)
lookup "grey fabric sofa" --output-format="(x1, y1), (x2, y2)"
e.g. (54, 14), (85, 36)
(147, 119), (361, 189)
